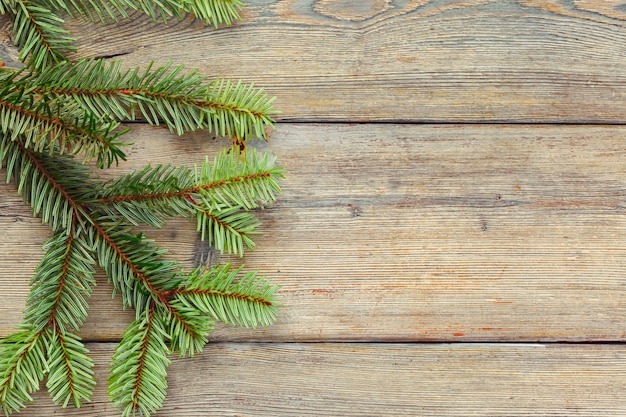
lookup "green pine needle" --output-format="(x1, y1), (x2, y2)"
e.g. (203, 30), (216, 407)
(6, 0), (74, 69)
(25, 59), (277, 139)
(45, 328), (95, 408)
(173, 264), (281, 328)
(0, 327), (48, 415)
(160, 302), (212, 358)
(24, 227), (97, 333)
(185, 0), (243, 27)
(109, 305), (171, 417)
(0, 2), (283, 416)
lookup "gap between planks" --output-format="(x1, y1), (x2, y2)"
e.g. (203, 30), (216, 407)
(1, 123), (625, 343)
(16, 342), (626, 417)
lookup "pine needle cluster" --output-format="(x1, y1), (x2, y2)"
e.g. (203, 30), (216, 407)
(0, 1), (284, 416)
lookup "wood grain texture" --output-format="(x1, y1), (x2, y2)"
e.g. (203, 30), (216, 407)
(1, 2), (626, 416)
(2, 123), (625, 342)
(16, 342), (626, 416)
(29, 0), (626, 122)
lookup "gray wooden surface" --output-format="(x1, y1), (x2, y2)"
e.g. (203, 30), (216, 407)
(1, 1), (626, 415)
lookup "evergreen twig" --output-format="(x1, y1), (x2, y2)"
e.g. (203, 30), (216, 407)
(0, 1), (284, 416)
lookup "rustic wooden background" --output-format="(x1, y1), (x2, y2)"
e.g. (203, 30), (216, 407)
(2, 0), (626, 415)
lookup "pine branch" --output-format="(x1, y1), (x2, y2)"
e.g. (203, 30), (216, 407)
(1, 123), (282, 416)
(45, 326), (95, 408)
(95, 147), (283, 254)
(168, 264), (280, 328)
(184, 0), (243, 27)
(2, 131), (281, 322)
(25, 59), (277, 139)
(159, 301), (212, 358)
(1, 0), (248, 70)
(109, 302), (171, 417)
(203, 79), (277, 140)
(0, 81), (127, 167)
(95, 163), (196, 228)
(0, 134), (95, 232)
(37, 0), (129, 23)
(0, 327), (48, 415)
(120, 0), (186, 23)
(0, 133), (177, 312)
(24, 225), (97, 333)
(90, 219), (185, 312)
(4, 0), (74, 69)
(193, 147), (284, 210)
(195, 204), (260, 256)
(1, 4), (283, 414)
(41, 0), (245, 26)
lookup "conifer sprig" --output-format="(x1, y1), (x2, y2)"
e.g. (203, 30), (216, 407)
(108, 303), (171, 417)
(1, 1), (283, 416)
(0, 91), (127, 167)
(0, 135), (95, 232)
(186, 0), (243, 27)
(14, 59), (277, 143)
(24, 226), (97, 333)
(2, 0), (74, 69)
(0, 327), (48, 415)
(170, 264), (280, 328)
(2, 0), (245, 69)
(45, 326), (95, 408)
(1, 132), (283, 415)
(36, 0), (243, 26)
(95, 148), (285, 255)
(37, 0), (128, 23)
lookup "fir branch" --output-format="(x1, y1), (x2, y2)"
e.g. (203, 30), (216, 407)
(90, 219), (184, 313)
(193, 147), (284, 210)
(168, 264), (280, 328)
(1, 127), (282, 416)
(18, 59), (139, 122)
(1, 0), (248, 70)
(0, 82), (127, 167)
(95, 163), (196, 228)
(37, 0), (129, 23)
(195, 203), (260, 256)
(184, 0), (243, 27)
(25, 59), (277, 139)
(0, 135), (95, 232)
(1, 3), (283, 415)
(4, 0), (74, 69)
(100, 148), (284, 209)
(109, 302), (171, 417)
(0, 327), (48, 415)
(24, 225), (97, 333)
(0, 133), (176, 313)
(119, 0), (186, 23)
(45, 326), (95, 408)
(159, 301), (212, 358)
(94, 147), (283, 255)
(202, 79), (277, 140)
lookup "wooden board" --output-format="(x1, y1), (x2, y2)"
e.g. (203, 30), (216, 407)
(2, 2), (626, 416)
(45, 0), (626, 122)
(2, 123), (625, 342)
(17, 343), (626, 416)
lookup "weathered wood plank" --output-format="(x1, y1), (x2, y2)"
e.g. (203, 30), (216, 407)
(15, 0), (621, 122)
(17, 342), (626, 416)
(1, 123), (625, 342)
